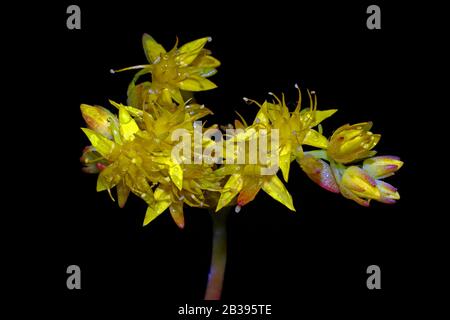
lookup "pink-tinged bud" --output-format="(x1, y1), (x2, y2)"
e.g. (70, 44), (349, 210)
(327, 122), (380, 164)
(96, 163), (107, 171)
(298, 155), (339, 193)
(341, 166), (381, 201)
(80, 104), (118, 139)
(363, 155), (403, 179)
(376, 180), (400, 204)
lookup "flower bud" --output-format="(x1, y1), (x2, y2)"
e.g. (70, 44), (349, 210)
(328, 122), (380, 164)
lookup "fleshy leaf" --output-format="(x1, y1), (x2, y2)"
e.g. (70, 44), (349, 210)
(262, 175), (296, 211)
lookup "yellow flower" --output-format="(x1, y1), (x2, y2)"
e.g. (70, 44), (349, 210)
(327, 122), (380, 164)
(214, 114), (295, 212)
(245, 86), (337, 182)
(113, 34), (221, 105)
(81, 100), (221, 228)
(215, 164), (295, 213)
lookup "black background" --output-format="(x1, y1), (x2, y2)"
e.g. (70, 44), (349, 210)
(9, 1), (442, 317)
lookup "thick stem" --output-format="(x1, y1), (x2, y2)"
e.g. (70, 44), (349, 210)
(204, 208), (229, 300)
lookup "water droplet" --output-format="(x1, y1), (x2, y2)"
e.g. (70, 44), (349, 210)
(235, 205), (241, 213)
(153, 56), (161, 64)
(207, 36), (212, 42)
(255, 118), (260, 123)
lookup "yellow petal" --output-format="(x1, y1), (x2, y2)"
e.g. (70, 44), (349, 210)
(117, 181), (130, 208)
(169, 162), (183, 190)
(142, 33), (166, 63)
(169, 201), (185, 229)
(279, 144), (292, 182)
(143, 204), (166, 226)
(119, 107), (139, 141)
(262, 175), (296, 211)
(170, 88), (183, 104)
(312, 109), (338, 126)
(178, 75), (217, 91)
(216, 174), (244, 212)
(177, 37), (210, 66)
(303, 129), (329, 149)
(194, 55), (221, 68)
(81, 128), (115, 159)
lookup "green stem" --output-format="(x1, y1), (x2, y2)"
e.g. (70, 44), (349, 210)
(204, 208), (230, 300)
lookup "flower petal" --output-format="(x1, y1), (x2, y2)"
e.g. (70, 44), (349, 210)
(177, 37), (210, 66)
(303, 129), (329, 149)
(117, 181), (130, 208)
(169, 201), (185, 229)
(311, 109), (338, 127)
(119, 106), (139, 141)
(142, 33), (166, 63)
(178, 75), (217, 91)
(216, 174), (244, 212)
(81, 128), (116, 159)
(262, 175), (296, 211)
(169, 162), (183, 190)
(279, 144), (292, 182)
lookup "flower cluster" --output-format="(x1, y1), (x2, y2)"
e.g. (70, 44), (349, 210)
(80, 34), (403, 227)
